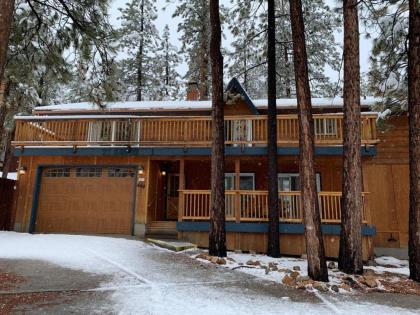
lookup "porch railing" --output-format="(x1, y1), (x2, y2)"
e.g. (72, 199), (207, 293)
(179, 190), (370, 224)
(13, 114), (378, 147)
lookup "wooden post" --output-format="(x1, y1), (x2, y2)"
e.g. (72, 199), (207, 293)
(178, 158), (185, 222)
(235, 159), (241, 223)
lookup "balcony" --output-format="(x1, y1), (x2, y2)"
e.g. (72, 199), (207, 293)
(13, 114), (378, 147)
(179, 190), (370, 224)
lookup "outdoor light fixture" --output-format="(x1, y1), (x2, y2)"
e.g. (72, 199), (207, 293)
(138, 166), (144, 175)
(18, 166), (27, 175)
(161, 170), (167, 176)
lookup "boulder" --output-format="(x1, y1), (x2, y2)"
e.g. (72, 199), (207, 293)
(293, 266), (301, 271)
(331, 285), (339, 293)
(363, 276), (378, 288)
(313, 282), (328, 292)
(216, 258), (226, 265)
(290, 271), (300, 279)
(339, 283), (352, 292)
(282, 275), (295, 286)
(327, 261), (337, 269)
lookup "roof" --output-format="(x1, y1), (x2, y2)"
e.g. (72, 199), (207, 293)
(32, 78), (380, 114)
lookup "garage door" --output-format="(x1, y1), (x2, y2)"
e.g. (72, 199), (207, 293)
(35, 166), (135, 234)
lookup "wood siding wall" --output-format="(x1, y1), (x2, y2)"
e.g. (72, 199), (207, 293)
(363, 115), (409, 248)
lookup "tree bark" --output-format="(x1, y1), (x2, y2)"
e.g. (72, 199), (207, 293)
(136, 0), (145, 101)
(289, 0), (328, 282)
(208, 0), (226, 257)
(0, 0), (15, 82)
(266, 0), (280, 258)
(2, 126), (15, 179)
(338, 0), (363, 275)
(408, 0), (420, 282)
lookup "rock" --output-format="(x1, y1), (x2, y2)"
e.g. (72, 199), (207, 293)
(268, 262), (278, 268)
(339, 283), (352, 292)
(211, 257), (219, 264)
(278, 268), (292, 273)
(293, 266), (301, 271)
(270, 266), (278, 271)
(196, 253), (210, 260)
(227, 257), (235, 262)
(216, 258), (226, 265)
(364, 269), (376, 276)
(313, 282), (328, 292)
(290, 271), (300, 279)
(331, 285), (339, 293)
(296, 276), (310, 282)
(282, 275), (295, 286)
(327, 261), (337, 269)
(363, 276), (378, 288)
(246, 260), (261, 266)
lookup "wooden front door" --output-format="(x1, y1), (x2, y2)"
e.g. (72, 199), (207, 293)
(165, 174), (179, 220)
(36, 166), (135, 234)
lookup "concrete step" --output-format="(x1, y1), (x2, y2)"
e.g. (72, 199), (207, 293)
(146, 238), (197, 252)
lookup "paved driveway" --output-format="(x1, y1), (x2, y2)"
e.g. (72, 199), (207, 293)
(0, 233), (418, 314)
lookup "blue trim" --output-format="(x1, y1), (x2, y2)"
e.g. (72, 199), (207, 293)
(28, 164), (138, 235)
(226, 78), (259, 115)
(176, 222), (376, 236)
(14, 146), (377, 157)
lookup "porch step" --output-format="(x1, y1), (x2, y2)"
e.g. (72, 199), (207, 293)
(146, 238), (197, 252)
(146, 221), (177, 237)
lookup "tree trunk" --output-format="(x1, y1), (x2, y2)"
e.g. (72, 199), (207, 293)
(0, 81), (10, 151)
(0, 0), (14, 150)
(338, 0), (363, 275)
(136, 0), (145, 102)
(408, 0), (420, 282)
(0, 0), (15, 82)
(208, 0), (226, 257)
(2, 126), (15, 179)
(289, 0), (328, 282)
(266, 0), (280, 258)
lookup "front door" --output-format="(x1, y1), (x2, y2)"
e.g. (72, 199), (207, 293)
(165, 174), (179, 220)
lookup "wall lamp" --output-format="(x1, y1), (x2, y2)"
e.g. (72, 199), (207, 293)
(138, 165), (144, 175)
(18, 166), (27, 175)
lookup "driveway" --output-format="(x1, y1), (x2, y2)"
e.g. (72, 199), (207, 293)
(0, 232), (418, 314)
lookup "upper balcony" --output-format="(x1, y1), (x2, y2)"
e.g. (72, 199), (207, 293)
(13, 113), (378, 148)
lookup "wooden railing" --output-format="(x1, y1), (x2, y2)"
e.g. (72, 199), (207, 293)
(179, 190), (370, 224)
(13, 114), (378, 147)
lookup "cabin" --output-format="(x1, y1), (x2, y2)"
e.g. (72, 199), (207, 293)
(10, 78), (410, 260)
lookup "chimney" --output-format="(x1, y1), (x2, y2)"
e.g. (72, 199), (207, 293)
(186, 81), (200, 101)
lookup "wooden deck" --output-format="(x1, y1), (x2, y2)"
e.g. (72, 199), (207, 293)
(178, 190), (370, 224)
(13, 114), (378, 147)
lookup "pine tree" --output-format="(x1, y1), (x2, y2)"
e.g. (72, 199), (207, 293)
(155, 25), (181, 100)
(172, 0), (210, 100)
(289, 0), (328, 281)
(118, 0), (160, 101)
(228, 0), (341, 99)
(408, 0), (420, 283)
(362, 1), (409, 112)
(267, 0), (280, 258)
(339, 0), (364, 275)
(208, 0), (226, 258)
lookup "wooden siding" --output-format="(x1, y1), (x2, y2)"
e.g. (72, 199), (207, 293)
(364, 116), (409, 248)
(13, 114), (378, 147)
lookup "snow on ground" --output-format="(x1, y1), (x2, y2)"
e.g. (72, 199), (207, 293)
(0, 232), (417, 315)
(0, 172), (17, 180)
(365, 256), (410, 276)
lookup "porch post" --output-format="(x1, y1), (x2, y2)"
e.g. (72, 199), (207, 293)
(235, 159), (241, 223)
(178, 158), (185, 222)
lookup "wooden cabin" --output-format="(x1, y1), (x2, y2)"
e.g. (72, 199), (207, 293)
(11, 78), (409, 260)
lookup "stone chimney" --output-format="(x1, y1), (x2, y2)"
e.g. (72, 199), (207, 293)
(186, 81), (200, 101)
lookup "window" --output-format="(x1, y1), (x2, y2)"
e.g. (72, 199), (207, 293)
(44, 168), (71, 177)
(225, 173), (255, 190)
(278, 173), (321, 192)
(315, 118), (337, 136)
(108, 167), (135, 178)
(76, 167), (102, 177)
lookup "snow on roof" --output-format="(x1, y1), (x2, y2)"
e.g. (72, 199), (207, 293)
(33, 97), (380, 113)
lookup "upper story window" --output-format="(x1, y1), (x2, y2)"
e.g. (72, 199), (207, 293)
(278, 173), (321, 192)
(225, 173), (255, 190)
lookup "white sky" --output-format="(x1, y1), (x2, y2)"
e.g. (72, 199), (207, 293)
(109, 0), (372, 84)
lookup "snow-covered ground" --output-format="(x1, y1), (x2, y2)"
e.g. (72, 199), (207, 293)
(0, 172), (17, 180)
(0, 232), (417, 315)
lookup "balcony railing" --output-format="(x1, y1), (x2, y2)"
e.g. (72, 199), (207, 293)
(13, 114), (378, 147)
(179, 190), (370, 224)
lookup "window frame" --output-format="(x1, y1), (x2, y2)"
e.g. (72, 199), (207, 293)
(277, 173), (321, 192)
(225, 172), (255, 190)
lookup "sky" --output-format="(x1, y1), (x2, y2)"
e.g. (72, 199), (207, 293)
(109, 0), (373, 85)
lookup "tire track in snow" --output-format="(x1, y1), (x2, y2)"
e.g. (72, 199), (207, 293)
(314, 291), (342, 314)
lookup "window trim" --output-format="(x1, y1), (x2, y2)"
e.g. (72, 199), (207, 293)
(225, 172), (255, 190)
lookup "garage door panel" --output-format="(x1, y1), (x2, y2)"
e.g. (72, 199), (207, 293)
(36, 166), (134, 234)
